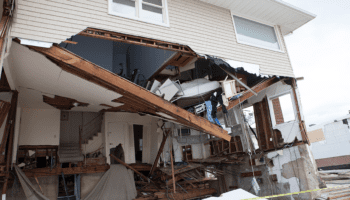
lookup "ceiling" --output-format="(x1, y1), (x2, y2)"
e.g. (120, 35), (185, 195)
(5, 42), (124, 112)
(199, 0), (316, 35)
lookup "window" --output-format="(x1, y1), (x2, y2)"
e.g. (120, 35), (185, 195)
(232, 15), (281, 51)
(109, 0), (169, 26)
(270, 93), (296, 126)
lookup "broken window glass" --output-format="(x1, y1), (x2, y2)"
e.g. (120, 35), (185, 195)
(271, 93), (295, 125)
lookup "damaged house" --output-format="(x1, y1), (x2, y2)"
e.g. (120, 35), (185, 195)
(0, 0), (321, 199)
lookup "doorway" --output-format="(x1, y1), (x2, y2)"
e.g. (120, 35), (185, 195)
(133, 125), (143, 163)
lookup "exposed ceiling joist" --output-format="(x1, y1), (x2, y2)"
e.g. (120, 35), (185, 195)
(79, 28), (196, 55)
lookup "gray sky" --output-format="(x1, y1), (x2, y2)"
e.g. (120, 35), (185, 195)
(283, 0), (350, 127)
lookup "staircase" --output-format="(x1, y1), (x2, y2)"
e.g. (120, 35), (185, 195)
(58, 143), (84, 163)
(81, 113), (103, 144)
(82, 132), (103, 155)
(59, 113), (103, 163)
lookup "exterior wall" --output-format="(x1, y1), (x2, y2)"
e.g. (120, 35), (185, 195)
(11, 0), (294, 77)
(316, 155), (350, 168)
(221, 145), (320, 200)
(248, 81), (303, 144)
(310, 119), (350, 162)
(18, 108), (60, 146)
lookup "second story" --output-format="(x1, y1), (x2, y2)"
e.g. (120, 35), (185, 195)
(10, 0), (315, 78)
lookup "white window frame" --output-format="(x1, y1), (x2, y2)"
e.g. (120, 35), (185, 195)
(268, 90), (298, 127)
(230, 12), (284, 53)
(108, 0), (170, 27)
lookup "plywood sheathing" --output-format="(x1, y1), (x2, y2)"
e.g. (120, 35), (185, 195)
(24, 44), (230, 141)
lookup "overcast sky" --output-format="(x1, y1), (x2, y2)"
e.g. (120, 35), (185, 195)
(282, 0), (350, 128)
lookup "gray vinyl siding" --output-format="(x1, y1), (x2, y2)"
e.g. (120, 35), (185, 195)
(11, 0), (295, 77)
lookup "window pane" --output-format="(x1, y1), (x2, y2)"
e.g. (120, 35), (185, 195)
(142, 4), (163, 23)
(112, 0), (136, 17)
(233, 15), (280, 50)
(143, 0), (162, 6)
(272, 94), (295, 124)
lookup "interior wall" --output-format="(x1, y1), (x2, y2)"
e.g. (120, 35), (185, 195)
(18, 108), (60, 146)
(60, 111), (101, 144)
(104, 112), (154, 164)
(129, 45), (176, 80)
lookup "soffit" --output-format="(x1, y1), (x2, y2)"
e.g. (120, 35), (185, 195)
(199, 0), (316, 35)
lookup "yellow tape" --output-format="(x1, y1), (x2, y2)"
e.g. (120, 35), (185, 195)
(242, 185), (347, 200)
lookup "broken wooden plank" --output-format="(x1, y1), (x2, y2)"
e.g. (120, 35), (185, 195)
(240, 171), (262, 177)
(170, 141), (176, 193)
(149, 130), (169, 176)
(62, 40), (77, 44)
(166, 176), (182, 186)
(291, 79), (310, 145)
(34, 176), (44, 195)
(26, 44), (231, 141)
(155, 188), (217, 200)
(110, 154), (161, 189)
(24, 165), (110, 177)
(219, 77), (280, 112)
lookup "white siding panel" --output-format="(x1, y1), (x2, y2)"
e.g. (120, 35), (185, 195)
(12, 0), (294, 77)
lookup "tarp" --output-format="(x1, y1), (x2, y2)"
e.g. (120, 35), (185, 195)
(14, 166), (50, 200)
(83, 164), (137, 200)
(204, 189), (268, 200)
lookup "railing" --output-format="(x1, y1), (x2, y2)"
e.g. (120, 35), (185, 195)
(80, 113), (103, 143)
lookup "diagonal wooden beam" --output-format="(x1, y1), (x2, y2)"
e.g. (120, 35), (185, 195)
(149, 130), (169, 176)
(110, 154), (161, 189)
(25, 44), (230, 141)
(219, 77), (280, 112)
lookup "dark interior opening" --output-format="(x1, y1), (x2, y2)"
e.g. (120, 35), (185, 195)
(58, 175), (75, 198)
(133, 124), (143, 163)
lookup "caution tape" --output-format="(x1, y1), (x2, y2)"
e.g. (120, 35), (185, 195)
(241, 185), (348, 200)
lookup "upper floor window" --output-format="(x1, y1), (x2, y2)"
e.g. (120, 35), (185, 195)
(109, 0), (169, 27)
(232, 15), (281, 51)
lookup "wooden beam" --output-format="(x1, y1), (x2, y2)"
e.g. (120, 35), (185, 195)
(170, 141), (176, 193)
(26, 44), (230, 141)
(0, 91), (17, 164)
(34, 176), (44, 195)
(155, 188), (217, 200)
(149, 130), (169, 176)
(240, 171), (262, 177)
(62, 40), (77, 44)
(220, 77), (280, 112)
(291, 79), (310, 145)
(79, 28), (196, 55)
(110, 154), (161, 189)
(24, 165), (110, 177)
